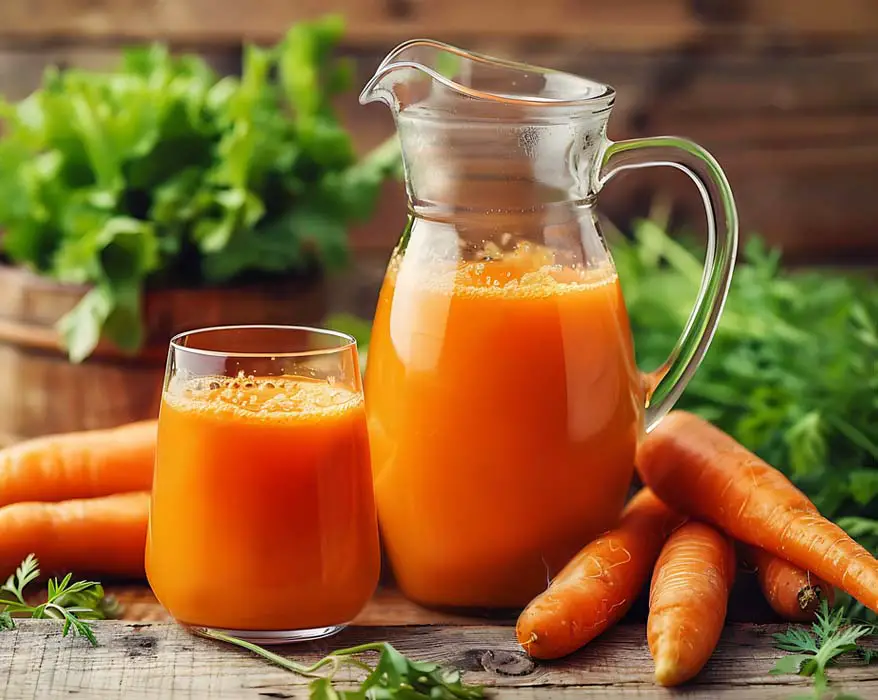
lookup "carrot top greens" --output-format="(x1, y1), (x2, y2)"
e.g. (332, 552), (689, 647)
(0, 554), (115, 645)
(772, 599), (876, 699)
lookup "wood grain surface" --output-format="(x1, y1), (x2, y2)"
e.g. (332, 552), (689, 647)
(1, 0), (876, 44)
(3, 619), (875, 699)
(7, 582), (875, 698)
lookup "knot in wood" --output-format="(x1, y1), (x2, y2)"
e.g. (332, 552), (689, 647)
(479, 649), (535, 676)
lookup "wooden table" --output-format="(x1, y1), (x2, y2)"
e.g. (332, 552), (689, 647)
(2, 584), (876, 699)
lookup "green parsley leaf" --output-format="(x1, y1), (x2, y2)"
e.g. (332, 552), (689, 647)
(770, 653), (813, 676)
(57, 285), (114, 364)
(771, 600), (876, 697)
(0, 554), (111, 645)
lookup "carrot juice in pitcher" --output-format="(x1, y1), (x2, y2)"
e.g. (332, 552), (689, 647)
(366, 244), (643, 608)
(360, 41), (738, 609)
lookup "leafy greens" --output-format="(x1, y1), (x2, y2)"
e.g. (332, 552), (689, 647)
(0, 15), (399, 362)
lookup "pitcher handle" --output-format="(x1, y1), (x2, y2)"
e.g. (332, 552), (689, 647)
(598, 136), (739, 432)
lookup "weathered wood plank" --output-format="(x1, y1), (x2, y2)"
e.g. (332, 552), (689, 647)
(1, 0), (877, 45)
(2, 620), (875, 699)
(0, 1), (696, 47)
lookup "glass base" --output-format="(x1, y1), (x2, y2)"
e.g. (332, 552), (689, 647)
(195, 624), (347, 645)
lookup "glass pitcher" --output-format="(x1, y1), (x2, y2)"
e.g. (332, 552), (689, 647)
(360, 40), (738, 610)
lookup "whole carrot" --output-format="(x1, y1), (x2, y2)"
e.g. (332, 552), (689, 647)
(0, 491), (149, 579)
(0, 421), (156, 507)
(516, 488), (685, 659)
(637, 411), (878, 613)
(648, 522), (736, 686)
(742, 544), (835, 621)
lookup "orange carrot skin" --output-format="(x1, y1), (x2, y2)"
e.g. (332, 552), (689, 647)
(637, 411), (878, 614)
(0, 492), (149, 579)
(516, 488), (685, 660)
(0, 420), (156, 508)
(744, 545), (835, 622)
(648, 522), (736, 687)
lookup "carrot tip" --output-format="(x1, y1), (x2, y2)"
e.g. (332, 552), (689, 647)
(654, 659), (685, 687)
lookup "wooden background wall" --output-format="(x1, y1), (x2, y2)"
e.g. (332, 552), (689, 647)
(1, 0), (876, 313)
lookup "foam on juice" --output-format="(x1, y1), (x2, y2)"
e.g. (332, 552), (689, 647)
(390, 240), (618, 301)
(164, 374), (361, 424)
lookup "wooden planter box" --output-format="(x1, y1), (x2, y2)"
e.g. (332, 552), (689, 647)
(0, 265), (327, 445)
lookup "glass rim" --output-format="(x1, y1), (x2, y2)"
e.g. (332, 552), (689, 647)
(169, 324), (357, 359)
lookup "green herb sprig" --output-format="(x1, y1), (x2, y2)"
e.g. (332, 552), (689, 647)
(771, 600), (876, 698)
(0, 554), (115, 645)
(199, 628), (485, 700)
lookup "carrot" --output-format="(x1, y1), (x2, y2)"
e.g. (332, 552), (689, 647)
(648, 522), (736, 686)
(636, 411), (878, 613)
(0, 491), (149, 579)
(742, 544), (835, 621)
(0, 420), (156, 508)
(516, 488), (685, 659)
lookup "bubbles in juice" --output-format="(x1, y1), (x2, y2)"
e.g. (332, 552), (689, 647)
(392, 237), (618, 300)
(164, 374), (361, 422)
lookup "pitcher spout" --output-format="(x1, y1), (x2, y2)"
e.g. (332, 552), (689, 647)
(358, 39), (466, 112)
(359, 39), (615, 114)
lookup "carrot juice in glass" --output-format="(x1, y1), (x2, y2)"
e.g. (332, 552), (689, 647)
(146, 326), (379, 643)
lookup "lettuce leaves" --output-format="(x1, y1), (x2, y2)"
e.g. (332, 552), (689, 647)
(0, 15), (397, 362)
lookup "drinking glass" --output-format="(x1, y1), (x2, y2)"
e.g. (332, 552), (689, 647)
(146, 325), (380, 644)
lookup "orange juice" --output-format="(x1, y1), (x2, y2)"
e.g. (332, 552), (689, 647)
(146, 376), (380, 631)
(365, 250), (643, 609)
